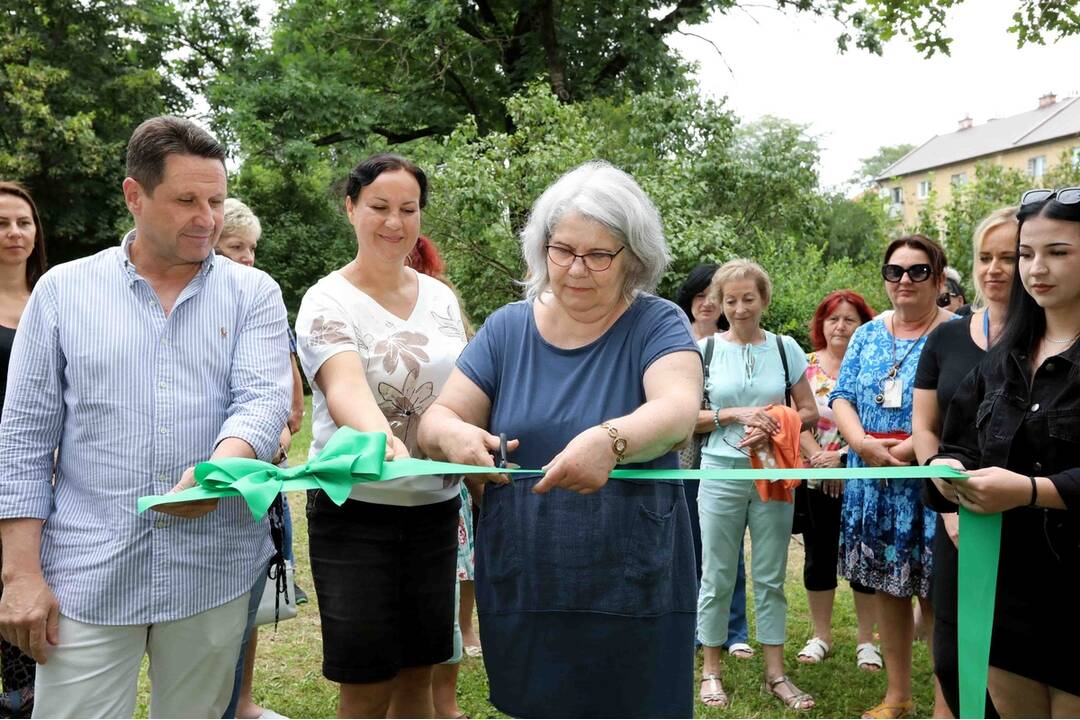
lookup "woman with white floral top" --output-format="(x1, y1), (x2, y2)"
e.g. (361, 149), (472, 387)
(295, 154), (468, 718)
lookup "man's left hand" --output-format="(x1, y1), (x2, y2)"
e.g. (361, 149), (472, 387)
(152, 467), (220, 518)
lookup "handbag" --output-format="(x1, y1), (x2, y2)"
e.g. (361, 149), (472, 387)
(255, 559), (297, 626)
(252, 557), (295, 626)
(254, 493), (297, 626)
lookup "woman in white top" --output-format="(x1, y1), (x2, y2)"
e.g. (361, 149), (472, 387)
(295, 154), (468, 718)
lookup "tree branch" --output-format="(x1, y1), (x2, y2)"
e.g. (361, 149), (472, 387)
(311, 125), (443, 147)
(594, 0), (709, 84)
(538, 0), (570, 101)
(445, 67), (487, 132)
(674, 30), (734, 76)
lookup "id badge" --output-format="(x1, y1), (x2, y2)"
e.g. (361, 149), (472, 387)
(882, 377), (903, 408)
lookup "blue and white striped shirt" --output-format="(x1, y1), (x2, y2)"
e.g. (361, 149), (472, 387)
(0, 232), (291, 625)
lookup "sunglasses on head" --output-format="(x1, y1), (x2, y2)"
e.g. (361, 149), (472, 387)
(881, 263), (933, 283)
(1021, 187), (1080, 207)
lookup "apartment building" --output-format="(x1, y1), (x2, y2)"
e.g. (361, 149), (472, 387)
(876, 94), (1080, 227)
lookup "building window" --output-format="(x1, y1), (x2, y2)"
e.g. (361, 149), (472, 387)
(1028, 155), (1046, 178)
(950, 173), (967, 187)
(889, 187), (902, 205)
(917, 180), (931, 199)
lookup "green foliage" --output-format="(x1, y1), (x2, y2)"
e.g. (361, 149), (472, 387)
(852, 143), (916, 187)
(819, 192), (896, 265)
(1010, 0), (1080, 45)
(0, 0), (187, 262)
(910, 156), (1080, 283)
(412, 84), (892, 347)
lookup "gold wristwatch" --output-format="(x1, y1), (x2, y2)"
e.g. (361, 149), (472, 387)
(599, 422), (628, 464)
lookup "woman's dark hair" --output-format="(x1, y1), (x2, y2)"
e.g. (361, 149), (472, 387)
(883, 233), (947, 279)
(994, 195), (1080, 375)
(674, 263), (729, 331)
(0, 181), (48, 289)
(345, 153), (428, 208)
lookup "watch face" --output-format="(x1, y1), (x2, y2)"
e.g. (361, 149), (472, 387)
(613, 438), (628, 454)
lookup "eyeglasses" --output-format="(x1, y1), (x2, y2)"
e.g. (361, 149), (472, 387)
(881, 263), (933, 283)
(545, 244), (625, 272)
(722, 436), (751, 457)
(1021, 187), (1080, 207)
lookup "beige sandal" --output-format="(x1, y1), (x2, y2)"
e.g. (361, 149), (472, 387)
(699, 673), (729, 709)
(763, 675), (814, 712)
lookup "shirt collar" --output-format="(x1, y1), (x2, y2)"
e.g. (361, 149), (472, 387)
(118, 230), (216, 285)
(1009, 336), (1080, 370)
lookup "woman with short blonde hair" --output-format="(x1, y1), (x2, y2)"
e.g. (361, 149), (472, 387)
(696, 258), (821, 712)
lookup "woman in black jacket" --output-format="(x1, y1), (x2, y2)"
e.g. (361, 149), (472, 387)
(932, 188), (1080, 718)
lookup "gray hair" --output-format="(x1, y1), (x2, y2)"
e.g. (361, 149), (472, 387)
(221, 198), (262, 242)
(520, 161), (669, 301)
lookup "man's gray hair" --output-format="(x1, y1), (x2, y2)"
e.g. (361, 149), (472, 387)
(520, 161), (669, 301)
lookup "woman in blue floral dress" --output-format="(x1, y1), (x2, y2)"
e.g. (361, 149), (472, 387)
(829, 235), (955, 720)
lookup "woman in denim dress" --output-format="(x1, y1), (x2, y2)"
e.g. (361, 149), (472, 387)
(419, 161), (702, 718)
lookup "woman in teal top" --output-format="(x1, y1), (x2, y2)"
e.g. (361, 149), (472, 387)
(696, 259), (820, 712)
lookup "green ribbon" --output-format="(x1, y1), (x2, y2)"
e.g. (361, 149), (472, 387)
(957, 509), (1002, 719)
(136, 427), (997, 718)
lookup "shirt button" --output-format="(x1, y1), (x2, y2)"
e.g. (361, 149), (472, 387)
(158, 381), (167, 389)
(154, 518), (168, 529)
(1046, 362), (1055, 372)
(1034, 461), (1043, 472)
(1030, 403), (1040, 412)
(159, 427), (168, 434)
(161, 338), (169, 346)
(158, 473), (168, 482)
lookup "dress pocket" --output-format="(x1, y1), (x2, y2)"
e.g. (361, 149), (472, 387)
(477, 492), (521, 584)
(622, 500), (678, 591)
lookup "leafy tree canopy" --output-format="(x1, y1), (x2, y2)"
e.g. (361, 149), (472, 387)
(0, 0), (188, 261)
(853, 143), (917, 187)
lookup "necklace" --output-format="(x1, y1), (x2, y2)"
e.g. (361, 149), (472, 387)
(875, 311), (937, 405)
(1046, 332), (1080, 344)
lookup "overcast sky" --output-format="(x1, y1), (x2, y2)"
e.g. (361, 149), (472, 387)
(666, 0), (1080, 190)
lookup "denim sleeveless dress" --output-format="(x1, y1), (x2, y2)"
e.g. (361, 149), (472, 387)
(457, 295), (699, 718)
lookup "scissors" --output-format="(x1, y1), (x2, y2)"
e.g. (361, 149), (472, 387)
(489, 432), (519, 481)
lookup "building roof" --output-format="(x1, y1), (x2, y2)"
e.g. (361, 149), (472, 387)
(876, 96), (1080, 181)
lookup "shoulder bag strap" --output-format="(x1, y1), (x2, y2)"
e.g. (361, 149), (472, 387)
(775, 333), (792, 406)
(702, 336), (715, 409)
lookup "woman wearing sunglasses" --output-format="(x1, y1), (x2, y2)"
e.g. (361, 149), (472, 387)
(830, 234), (954, 719)
(931, 187), (1080, 718)
(913, 207), (1018, 719)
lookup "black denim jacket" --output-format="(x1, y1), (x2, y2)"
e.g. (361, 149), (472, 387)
(940, 341), (1080, 510)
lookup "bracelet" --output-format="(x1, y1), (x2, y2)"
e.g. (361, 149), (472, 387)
(599, 422), (628, 464)
(1029, 476), (1039, 507)
(712, 409), (721, 429)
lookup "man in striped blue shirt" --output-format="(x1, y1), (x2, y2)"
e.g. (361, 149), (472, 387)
(0, 117), (292, 718)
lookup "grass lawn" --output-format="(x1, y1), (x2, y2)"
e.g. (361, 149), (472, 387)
(138, 397), (935, 718)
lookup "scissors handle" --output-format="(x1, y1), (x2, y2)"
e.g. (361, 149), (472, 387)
(496, 432), (509, 468)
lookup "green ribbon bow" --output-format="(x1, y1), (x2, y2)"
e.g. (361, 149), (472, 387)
(136, 427), (998, 718)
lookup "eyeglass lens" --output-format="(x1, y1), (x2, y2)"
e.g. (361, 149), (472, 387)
(546, 245), (619, 271)
(882, 264), (931, 282)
